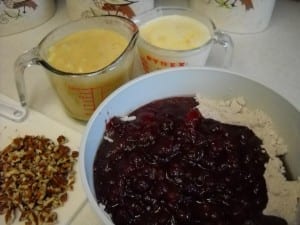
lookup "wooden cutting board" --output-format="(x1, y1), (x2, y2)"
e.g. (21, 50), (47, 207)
(0, 94), (87, 225)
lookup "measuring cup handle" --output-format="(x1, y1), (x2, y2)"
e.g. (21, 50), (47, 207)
(14, 47), (40, 119)
(213, 30), (234, 68)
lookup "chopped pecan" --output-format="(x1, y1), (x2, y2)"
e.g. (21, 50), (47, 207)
(0, 135), (79, 225)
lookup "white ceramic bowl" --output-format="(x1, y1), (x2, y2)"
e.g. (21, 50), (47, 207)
(80, 67), (300, 224)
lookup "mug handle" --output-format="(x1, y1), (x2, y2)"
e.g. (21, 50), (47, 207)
(14, 47), (40, 121)
(213, 30), (234, 68)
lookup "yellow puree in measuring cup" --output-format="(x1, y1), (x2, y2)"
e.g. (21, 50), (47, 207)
(46, 28), (132, 120)
(47, 28), (128, 73)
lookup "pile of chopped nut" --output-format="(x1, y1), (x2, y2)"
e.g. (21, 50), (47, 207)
(0, 135), (79, 225)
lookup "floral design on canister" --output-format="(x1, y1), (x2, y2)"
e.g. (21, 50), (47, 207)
(210, 0), (254, 10)
(190, 0), (276, 33)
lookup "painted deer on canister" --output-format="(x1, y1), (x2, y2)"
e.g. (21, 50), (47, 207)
(1, 0), (37, 13)
(93, 0), (137, 18)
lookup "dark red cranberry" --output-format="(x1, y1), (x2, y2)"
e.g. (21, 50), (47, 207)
(93, 97), (286, 225)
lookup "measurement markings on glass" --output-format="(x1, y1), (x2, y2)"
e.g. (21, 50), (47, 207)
(69, 86), (96, 112)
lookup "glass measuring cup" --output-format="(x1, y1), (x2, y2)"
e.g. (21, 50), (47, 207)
(15, 16), (138, 121)
(133, 7), (233, 73)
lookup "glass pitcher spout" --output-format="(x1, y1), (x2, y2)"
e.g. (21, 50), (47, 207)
(96, 15), (139, 76)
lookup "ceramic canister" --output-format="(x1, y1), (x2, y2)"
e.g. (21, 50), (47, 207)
(0, 0), (56, 36)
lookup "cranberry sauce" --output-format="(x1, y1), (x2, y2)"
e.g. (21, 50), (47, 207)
(93, 97), (272, 225)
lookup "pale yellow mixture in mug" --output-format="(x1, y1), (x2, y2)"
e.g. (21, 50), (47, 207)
(140, 15), (211, 51)
(47, 28), (128, 73)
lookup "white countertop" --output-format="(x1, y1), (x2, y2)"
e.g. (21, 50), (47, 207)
(1, 0), (300, 224)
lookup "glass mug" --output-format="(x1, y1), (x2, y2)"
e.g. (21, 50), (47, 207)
(133, 7), (233, 73)
(15, 16), (138, 121)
